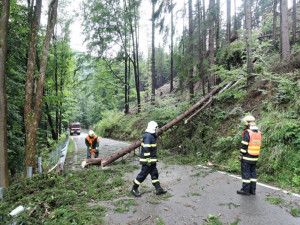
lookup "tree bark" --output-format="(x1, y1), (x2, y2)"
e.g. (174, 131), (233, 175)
(273, 0), (278, 48)
(0, 0), (10, 188)
(197, 0), (205, 96)
(188, 0), (194, 99)
(215, 0), (220, 50)
(208, 0), (215, 89)
(227, 0), (231, 43)
(292, 0), (297, 45)
(233, 0), (238, 39)
(280, 0), (291, 61)
(170, 0), (174, 93)
(245, 0), (253, 85)
(151, 0), (156, 104)
(24, 0), (58, 176)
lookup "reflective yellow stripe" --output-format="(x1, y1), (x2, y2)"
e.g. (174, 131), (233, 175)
(241, 141), (249, 145)
(242, 179), (251, 183)
(248, 150), (260, 154)
(134, 179), (141, 185)
(243, 157), (258, 161)
(240, 149), (247, 153)
(141, 143), (157, 147)
(144, 153), (150, 156)
(152, 179), (159, 183)
(139, 158), (158, 162)
(248, 146), (260, 150)
(250, 178), (257, 182)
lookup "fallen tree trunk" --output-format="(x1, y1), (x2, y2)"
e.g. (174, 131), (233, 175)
(184, 80), (235, 124)
(83, 81), (229, 168)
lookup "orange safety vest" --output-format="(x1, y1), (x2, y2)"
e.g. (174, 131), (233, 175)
(86, 135), (99, 155)
(247, 130), (262, 156)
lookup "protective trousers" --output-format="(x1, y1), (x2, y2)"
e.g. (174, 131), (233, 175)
(135, 163), (159, 185)
(241, 160), (257, 193)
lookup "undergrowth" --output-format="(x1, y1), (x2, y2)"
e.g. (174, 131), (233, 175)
(0, 160), (136, 224)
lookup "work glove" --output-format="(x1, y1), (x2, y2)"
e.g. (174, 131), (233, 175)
(146, 158), (151, 166)
(238, 153), (243, 161)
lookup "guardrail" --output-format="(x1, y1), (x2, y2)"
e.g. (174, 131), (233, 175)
(26, 134), (70, 177)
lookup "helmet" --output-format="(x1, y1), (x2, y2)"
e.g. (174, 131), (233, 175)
(242, 115), (256, 126)
(145, 121), (158, 134)
(88, 130), (95, 137)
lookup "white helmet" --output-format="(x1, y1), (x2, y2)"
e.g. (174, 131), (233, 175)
(242, 115), (256, 126)
(145, 121), (158, 134)
(88, 130), (95, 137)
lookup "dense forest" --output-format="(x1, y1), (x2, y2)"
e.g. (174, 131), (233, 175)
(0, 0), (299, 218)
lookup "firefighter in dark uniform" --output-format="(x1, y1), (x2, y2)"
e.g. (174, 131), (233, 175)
(237, 115), (262, 196)
(131, 121), (167, 197)
(85, 130), (100, 158)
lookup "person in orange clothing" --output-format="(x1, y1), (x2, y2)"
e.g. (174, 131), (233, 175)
(237, 115), (262, 196)
(85, 130), (100, 158)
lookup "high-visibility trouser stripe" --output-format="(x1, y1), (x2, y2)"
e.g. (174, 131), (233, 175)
(152, 179), (159, 183)
(134, 179), (141, 185)
(243, 157), (258, 161)
(248, 146), (260, 150)
(242, 179), (251, 183)
(144, 153), (150, 156)
(250, 178), (257, 182)
(240, 149), (247, 153)
(141, 143), (157, 147)
(241, 141), (249, 145)
(139, 158), (158, 162)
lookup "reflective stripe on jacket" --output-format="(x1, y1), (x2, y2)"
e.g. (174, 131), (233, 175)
(247, 129), (262, 156)
(85, 135), (100, 149)
(139, 132), (157, 164)
(241, 129), (259, 163)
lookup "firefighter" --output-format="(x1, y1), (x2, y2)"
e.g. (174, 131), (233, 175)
(237, 115), (262, 196)
(85, 130), (100, 158)
(131, 121), (167, 197)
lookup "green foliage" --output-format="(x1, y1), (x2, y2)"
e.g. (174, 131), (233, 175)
(94, 110), (125, 137)
(203, 214), (222, 225)
(265, 197), (285, 205)
(0, 161), (135, 224)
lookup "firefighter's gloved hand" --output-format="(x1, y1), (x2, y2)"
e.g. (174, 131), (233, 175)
(238, 153), (243, 161)
(146, 158), (151, 166)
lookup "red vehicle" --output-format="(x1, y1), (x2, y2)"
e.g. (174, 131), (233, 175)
(70, 122), (81, 135)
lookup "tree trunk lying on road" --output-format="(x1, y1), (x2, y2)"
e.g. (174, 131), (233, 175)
(82, 81), (236, 168)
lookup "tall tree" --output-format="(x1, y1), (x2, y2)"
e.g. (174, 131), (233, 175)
(24, 0), (58, 175)
(151, 0), (157, 104)
(227, 0), (231, 43)
(280, 0), (291, 61)
(197, 0), (205, 96)
(245, 0), (253, 85)
(188, 0), (194, 99)
(215, 0), (220, 50)
(208, 0), (215, 89)
(0, 0), (10, 188)
(169, 0), (174, 93)
(273, 0), (278, 48)
(292, 0), (297, 45)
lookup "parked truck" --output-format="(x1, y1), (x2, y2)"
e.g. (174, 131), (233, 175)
(70, 122), (81, 135)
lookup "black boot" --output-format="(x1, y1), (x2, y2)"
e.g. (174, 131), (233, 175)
(154, 182), (167, 195)
(237, 189), (250, 196)
(131, 183), (141, 197)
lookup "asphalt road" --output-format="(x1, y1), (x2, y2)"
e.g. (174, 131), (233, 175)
(68, 131), (300, 225)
